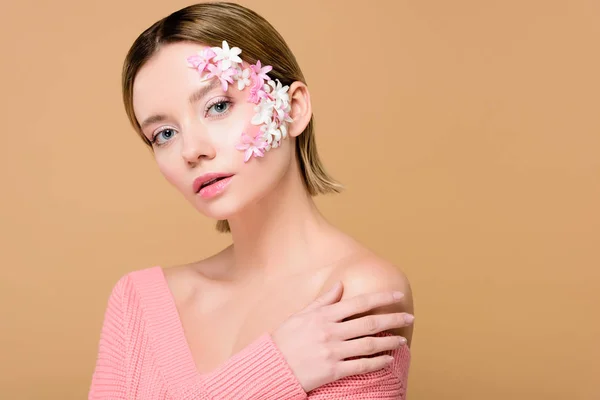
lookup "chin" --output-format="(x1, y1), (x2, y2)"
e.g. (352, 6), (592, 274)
(191, 193), (250, 221)
(186, 174), (276, 221)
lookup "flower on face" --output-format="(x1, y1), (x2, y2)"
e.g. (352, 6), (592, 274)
(268, 125), (283, 147)
(258, 120), (288, 150)
(251, 100), (275, 125)
(248, 78), (292, 151)
(268, 80), (290, 110)
(257, 126), (273, 151)
(265, 121), (280, 141)
(279, 122), (288, 139)
(250, 60), (273, 82)
(282, 112), (293, 124)
(187, 42), (293, 163)
(206, 62), (236, 92)
(246, 61), (273, 103)
(187, 48), (217, 74)
(237, 68), (252, 91)
(248, 74), (269, 104)
(248, 83), (266, 103)
(235, 132), (268, 162)
(212, 40), (242, 71)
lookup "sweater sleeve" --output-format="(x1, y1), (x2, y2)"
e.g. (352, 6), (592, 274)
(176, 333), (308, 400)
(88, 275), (129, 400)
(306, 334), (411, 400)
(176, 335), (410, 400)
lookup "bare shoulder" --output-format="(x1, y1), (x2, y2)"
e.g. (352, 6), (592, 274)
(337, 252), (413, 303)
(330, 250), (415, 346)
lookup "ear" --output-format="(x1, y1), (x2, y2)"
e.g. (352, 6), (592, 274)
(287, 81), (312, 138)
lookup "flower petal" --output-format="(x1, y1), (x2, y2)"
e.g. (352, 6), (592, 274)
(254, 148), (264, 157)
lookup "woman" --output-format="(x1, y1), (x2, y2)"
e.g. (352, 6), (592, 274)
(89, 2), (414, 399)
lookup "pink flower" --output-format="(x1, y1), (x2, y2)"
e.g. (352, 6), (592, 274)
(206, 63), (237, 92)
(250, 60), (273, 82)
(187, 48), (216, 74)
(247, 61), (273, 101)
(248, 73), (268, 104)
(235, 132), (268, 162)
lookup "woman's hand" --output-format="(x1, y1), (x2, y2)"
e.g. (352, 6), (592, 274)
(271, 281), (413, 393)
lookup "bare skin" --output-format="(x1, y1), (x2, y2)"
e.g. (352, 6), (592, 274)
(164, 240), (414, 375)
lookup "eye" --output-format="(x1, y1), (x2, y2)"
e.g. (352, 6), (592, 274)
(152, 128), (177, 146)
(213, 101), (229, 113)
(205, 99), (232, 117)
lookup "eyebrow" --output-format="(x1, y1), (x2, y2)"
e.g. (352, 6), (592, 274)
(188, 78), (221, 104)
(139, 78), (221, 131)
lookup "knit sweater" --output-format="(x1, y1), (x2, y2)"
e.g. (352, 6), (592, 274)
(89, 266), (411, 399)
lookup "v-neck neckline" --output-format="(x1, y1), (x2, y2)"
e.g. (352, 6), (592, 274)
(142, 266), (202, 392)
(138, 265), (412, 398)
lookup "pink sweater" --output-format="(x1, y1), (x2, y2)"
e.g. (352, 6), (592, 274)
(89, 266), (410, 399)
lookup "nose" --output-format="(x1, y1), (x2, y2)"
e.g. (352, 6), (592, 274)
(180, 130), (216, 166)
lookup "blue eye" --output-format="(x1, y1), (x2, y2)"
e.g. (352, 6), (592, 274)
(212, 101), (229, 113)
(153, 128), (176, 146)
(206, 99), (232, 117)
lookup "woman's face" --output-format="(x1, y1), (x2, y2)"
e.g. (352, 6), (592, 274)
(132, 42), (297, 220)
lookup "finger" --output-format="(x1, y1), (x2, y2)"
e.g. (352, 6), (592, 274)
(300, 281), (344, 314)
(322, 290), (404, 322)
(335, 335), (406, 360)
(334, 355), (395, 380)
(334, 312), (414, 340)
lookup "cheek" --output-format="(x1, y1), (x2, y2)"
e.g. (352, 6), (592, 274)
(217, 102), (258, 144)
(244, 123), (262, 140)
(156, 156), (188, 190)
(238, 102), (261, 138)
(225, 111), (263, 162)
(237, 137), (294, 190)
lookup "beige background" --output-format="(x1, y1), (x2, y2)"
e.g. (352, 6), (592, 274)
(1, 0), (598, 399)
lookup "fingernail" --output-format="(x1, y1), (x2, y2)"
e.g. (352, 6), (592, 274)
(386, 356), (394, 363)
(399, 337), (407, 345)
(404, 314), (414, 324)
(393, 291), (404, 299)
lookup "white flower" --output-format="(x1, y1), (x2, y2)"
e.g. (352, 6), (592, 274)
(259, 121), (286, 149)
(251, 100), (275, 125)
(259, 125), (272, 141)
(268, 79), (288, 96)
(212, 40), (242, 71)
(233, 65), (244, 78)
(268, 80), (290, 107)
(237, 68), (252, 90)
(262, 82), (273, 96)
(258, 128), (272, 151)
(279, 123), (288, 139)
(266, 121), (281, 142)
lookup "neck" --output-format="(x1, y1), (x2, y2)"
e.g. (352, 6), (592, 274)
(226, 160), (344, 280)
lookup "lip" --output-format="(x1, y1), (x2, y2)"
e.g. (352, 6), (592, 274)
(193, 172), (234, 196)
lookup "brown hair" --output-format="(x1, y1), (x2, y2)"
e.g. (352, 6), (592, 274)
(122, 2), (342, 232)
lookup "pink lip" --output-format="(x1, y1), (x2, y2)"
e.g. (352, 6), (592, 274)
(193, 173), (234, 199)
